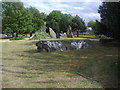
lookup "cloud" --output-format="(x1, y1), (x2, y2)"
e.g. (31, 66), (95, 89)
(80, 13), (100, 23)
(73, 7), (84, 10)
(21, 0), (102, 23)
(84, 13), (100, 17)
(21, 0), (101, 2)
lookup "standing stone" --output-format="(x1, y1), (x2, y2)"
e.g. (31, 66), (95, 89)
(49, 27), (56, 38)
(29, 35), (34, 39)
(67, 25), (74, 38)
(42, 22), (46, 32)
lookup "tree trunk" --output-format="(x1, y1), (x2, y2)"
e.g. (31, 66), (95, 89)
(30, 33), (32, 37)
(77, 31), (79, 37)
(16, 33), (18, 37)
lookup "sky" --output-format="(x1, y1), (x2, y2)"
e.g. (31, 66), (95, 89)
(21, 0), (102, 24)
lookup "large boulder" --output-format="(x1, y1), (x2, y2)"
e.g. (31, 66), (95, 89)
(70, 40), (93, 50)
(36, 40), (66, 52)
(36, 40), (93, 52)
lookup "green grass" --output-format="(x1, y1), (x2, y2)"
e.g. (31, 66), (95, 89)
(2, 36), (119, 88)
(66, 74), (74, 78)
(10, 37), (24, 40)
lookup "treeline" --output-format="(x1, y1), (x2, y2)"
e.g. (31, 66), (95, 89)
(88, 2), (120, 39)
(2, 1), (86, 37)
(2, 2), (47, 37)
(46, 11), (86, 34)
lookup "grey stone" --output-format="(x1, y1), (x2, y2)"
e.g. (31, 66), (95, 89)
(36, 40), (66, 52)
(67, 25), (74, 38)
(59, 34), (65, 38)
(42, 22), (46, 32)
(36, 40), (94, 52)
(29, 35), (34, 39)
(70, 40), (93, 50)
(56, 34), (65, 38)
(49, 27), (56, 38)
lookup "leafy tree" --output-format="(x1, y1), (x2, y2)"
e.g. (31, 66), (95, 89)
(98, 2), (120, 39)
(46, 10), (63, 33)
(71, 15), (86, 37)
(28, 7), (47, 36)
(59, 14), (73, 33)
(47, 19), (59, 33)
(2, 2), (30, 37)
(93, 20), (108, 35)
(87, 20), (96, 29)
(2, 2), (46, 37)
(29, 7), (44, 29)
(47, 10), (62, 23)
(39, 12), (47, 21)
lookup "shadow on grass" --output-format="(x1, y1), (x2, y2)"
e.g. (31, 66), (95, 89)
(35, 79), (70, 84)
(16, 40), (119, 88)
(2, 58), (15, 61)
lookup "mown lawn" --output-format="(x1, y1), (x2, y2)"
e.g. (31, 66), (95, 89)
(1, 37), (119, 88)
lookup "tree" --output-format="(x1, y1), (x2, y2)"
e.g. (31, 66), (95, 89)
(59, 14), (73, 33)
(46, 10), (63, 33)
(2, 2), (30, 37)
(28, 7), (47, 36)
(28, 7), (45, 33)
(87, 21), (96, 28)
(71, 15), (86, 37)
(93, 20), (108, 35)
(98, 2), (120, 39)
(19, 8), (34, 37)
(39, 12), (47, 21)
(2, 2), (46, 37)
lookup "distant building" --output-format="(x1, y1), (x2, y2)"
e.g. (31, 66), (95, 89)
(87, 27), (94, 35)
(87, 27), (92, 31)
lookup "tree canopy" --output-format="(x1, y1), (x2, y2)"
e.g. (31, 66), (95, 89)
(87, 21), (96, 28)
(2, 2), (46, 37)
(46, 11), (86, 35)
(71, 15), (86, 37)
(2, 2), (86, 37)
(72, 15), (86, 32)
(97, 2), (120, 39)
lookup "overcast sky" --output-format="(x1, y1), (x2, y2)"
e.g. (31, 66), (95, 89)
(21, 0), (102, 23)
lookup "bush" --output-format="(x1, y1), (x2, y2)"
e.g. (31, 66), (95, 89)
(31, 31), (50, 40)
(10, 37), (24, 40)
(96, 35), (110, 39)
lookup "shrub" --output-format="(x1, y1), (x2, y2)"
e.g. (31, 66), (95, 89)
(10, 37), (24, 40)
(96, 35), (110, 39)
(31, 31), (50, 40)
